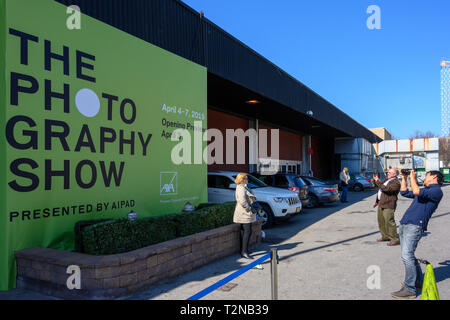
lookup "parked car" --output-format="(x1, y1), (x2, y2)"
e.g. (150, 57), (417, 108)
(253, 173), (311, 208)
(298, 176), (339, 207)
(207, 171), (302, 227)
(362, 171), (385, 181)
(331, 174), (374, 192)
(348, 174), (374, 191)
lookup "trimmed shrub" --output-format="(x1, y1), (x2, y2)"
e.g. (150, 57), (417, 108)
(74, 219), (112, 252)
(195, 202), (218, 210)
(79, 202), (236, 255)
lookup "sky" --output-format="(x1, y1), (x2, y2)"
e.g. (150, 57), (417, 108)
(183, 0), (450, 139)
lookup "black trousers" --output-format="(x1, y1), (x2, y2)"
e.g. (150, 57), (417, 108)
(240, 223), (252, 254)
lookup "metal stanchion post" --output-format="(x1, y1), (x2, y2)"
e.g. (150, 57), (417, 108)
(270, 248), (278, 300)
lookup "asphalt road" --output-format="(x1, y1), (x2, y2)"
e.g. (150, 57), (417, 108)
(2, 185), (449, 300)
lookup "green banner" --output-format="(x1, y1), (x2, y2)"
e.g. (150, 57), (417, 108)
(0, 0), (207, 290)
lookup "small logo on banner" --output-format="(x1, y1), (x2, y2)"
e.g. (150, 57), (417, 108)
(160, 172), (178, 195)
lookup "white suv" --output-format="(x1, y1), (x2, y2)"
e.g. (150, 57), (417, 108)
(207, 171), (302, 227)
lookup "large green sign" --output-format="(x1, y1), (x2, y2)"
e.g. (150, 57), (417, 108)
(0, 0), (207, 290)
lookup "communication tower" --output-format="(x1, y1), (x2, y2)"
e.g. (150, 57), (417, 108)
(441, 59), (450, 137)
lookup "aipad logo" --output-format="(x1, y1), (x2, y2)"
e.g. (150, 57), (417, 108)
(160, 172), (178, 195)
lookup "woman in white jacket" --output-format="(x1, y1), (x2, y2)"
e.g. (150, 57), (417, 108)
(233, 173), (257, 259)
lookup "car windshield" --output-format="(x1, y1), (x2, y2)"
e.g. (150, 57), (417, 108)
(232, 174), (267, 189)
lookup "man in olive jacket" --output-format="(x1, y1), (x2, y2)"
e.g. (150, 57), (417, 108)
(373, 168), (401, 246)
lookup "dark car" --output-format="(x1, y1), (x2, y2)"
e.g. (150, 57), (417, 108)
(299, 176), (340, 207)
(254, 173), (311, 209)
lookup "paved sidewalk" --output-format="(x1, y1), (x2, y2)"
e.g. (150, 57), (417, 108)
(1, 186), (449, 300)
(128, 185), (450, 300)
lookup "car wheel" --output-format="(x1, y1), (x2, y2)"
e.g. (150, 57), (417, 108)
(260, 203), (274, 228)
(308, 194), (319, 208)
(353, 183), (363, 192)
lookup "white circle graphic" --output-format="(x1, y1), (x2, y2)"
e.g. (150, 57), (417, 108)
(75, 88), (100, 117)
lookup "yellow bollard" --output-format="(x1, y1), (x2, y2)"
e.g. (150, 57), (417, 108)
(421, 263), (440, 300)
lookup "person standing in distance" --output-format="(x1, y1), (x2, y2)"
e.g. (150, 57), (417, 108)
(373, 168), (401, 246)
(391, 170), (444, 299)
(339, 167), (350, 203)
(233, 173), (257, 259)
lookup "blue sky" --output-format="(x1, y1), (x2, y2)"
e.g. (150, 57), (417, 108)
(183, 0), (450, 139)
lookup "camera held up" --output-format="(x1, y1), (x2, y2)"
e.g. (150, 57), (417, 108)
(401, 169), (411, 176)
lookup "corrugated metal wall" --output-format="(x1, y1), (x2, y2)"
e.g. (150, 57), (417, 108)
(55, 0), (380, 143)
(56, 0), (207, 65)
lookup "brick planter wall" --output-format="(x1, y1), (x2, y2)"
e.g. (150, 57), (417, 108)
(14, 220), (262, 299)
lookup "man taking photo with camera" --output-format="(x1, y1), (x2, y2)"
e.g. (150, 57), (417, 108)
(373, 168), (401, 246)
(391, 169), (444, 299)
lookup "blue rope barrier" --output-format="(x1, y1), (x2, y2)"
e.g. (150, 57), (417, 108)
(187, 252), (272, 300)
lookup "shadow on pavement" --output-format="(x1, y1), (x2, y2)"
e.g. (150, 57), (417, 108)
(431, 211), (450, 220)
(127, 190), (379, 300)
(262, 189), (378, 245)
(433, 260), (450, 284)
(270, 230), (380, 262)
(129, 186), (448, 299)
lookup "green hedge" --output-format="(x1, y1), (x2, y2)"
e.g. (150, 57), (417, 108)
(74, 219), (112, 253)
(78, 202), (236, 255)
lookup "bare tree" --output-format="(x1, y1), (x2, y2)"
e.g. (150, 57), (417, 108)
(439, 137), (450, 167)
(409, 130), (438, 139)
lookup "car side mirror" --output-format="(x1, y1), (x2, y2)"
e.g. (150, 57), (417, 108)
(228, 183), (237, 189)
